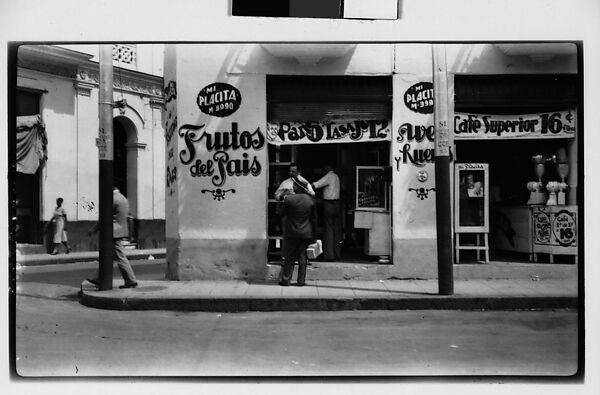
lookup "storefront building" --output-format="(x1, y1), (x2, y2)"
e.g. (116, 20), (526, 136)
(16, 44), (167, 252)
(163, 43), (580, 280)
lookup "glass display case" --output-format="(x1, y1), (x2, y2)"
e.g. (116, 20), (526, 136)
(355, 166), (387, 211)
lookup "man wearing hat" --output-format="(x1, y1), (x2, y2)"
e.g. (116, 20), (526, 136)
(279, 177), (318, 287)
(274, 163), (315, 201)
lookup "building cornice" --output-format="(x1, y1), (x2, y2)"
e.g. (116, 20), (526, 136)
(76, 63), (164, 100)
(18, 45), (94, 66)
(17, 45), (164, 100)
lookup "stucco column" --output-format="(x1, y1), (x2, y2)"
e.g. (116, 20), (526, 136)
(164, 44), (268, 280)
(391, 44), (439, 278)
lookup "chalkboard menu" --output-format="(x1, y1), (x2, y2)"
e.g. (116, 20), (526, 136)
(356, 166), (387, 211)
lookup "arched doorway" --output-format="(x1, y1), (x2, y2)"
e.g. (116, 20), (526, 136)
(113, 118), (128, 196)
(113, 116), (139, 242)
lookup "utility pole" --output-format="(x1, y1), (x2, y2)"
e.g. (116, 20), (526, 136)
(432, 44), (454, 295)
(97, 45), (114, 290)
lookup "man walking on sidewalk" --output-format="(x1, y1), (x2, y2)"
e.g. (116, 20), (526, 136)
(279, 177), (317, 287)
(86, 186), (138, 289)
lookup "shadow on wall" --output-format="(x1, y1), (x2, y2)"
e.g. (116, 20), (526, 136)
(448, 43), (578, 75)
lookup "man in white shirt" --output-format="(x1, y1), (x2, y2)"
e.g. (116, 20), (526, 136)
(312, 163), (341, 261)
(274, 163), (315, 201)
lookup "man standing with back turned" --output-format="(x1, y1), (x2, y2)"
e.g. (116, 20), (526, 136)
(279, 177), (317, 287)
(312, 162), (341, 261)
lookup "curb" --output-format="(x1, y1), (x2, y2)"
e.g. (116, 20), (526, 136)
(17, 251), (166, 266)
(79, 292), (578, 312)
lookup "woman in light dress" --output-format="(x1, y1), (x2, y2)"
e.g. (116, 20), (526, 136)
(50, 197), (71, 255)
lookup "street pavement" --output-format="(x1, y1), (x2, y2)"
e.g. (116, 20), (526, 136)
(14, 287), (578, 377)
(13, 253), (582, 378)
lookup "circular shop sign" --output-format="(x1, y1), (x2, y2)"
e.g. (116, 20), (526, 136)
(416, 170), (428, 182)
(534, 212), (551, 244)
(404, 82), (434, 114)
(197, 82), (241, 117)
(552, 210), (576, 246)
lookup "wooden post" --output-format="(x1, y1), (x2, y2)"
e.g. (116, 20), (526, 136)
(432, 44), (454, 295)
(97, 45), (114, 290)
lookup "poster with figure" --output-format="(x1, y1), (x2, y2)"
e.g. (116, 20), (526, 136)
(455, 163), (489, 232)
(356, 166), (387, 211)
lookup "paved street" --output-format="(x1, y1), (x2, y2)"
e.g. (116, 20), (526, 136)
(14, 274), (578, 377)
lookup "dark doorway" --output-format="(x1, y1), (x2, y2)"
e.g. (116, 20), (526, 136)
(16, 89), (42, 244)
(113, 118), (127, 197)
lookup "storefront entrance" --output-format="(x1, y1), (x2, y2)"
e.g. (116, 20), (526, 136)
(266, 74), (394, 264)
(453, 74), (579, 265)
(267, 141), (391, 264)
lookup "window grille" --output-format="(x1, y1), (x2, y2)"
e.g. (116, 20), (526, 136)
(112, 44), (137, 65)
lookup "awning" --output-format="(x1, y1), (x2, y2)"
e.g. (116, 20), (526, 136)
(17, 115), (48, 174)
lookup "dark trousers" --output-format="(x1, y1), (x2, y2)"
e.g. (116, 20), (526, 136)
(92, 237), (137, 284)
(114, 237), (137, 283)
(323, 200), (342, 260)
(280, 237), (310, 285)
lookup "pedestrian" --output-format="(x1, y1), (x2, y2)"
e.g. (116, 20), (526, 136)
(50, 197), (71, 255)
(311, 163), (341, 261)
(273, 163), (315, 267)
(279, 177), (317, 287)
(86, 186), (138, 289)
(274, 163), (315, 201)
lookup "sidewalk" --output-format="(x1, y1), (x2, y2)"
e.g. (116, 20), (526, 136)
(16, 248), (166, 266)
(79, 277), (579, 312)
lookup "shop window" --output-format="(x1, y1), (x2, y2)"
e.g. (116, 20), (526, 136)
(232, 0), (398, 19)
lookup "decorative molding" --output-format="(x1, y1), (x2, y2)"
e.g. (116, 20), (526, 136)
(150, 98), (165, 109)
(74, 80), (95, 96)
(18, 58), (78, 79)
(76, 66), (163, 100)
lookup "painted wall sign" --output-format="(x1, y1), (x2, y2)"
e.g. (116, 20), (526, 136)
(454, 110), (576, 140)
(533, 208), (577, 247)
(164, 88), (178, 196)
(404, 82), (434, 114)
(178, 122), (265, 189)
(266, 120), (391, 145)
(393, 122), (435, 169)
(408, 187), (435, 200)
(201, 188), (236, 201)
(197, 82), (242, 117)
(164, 81), (177, 103)
(96, 127), (113, 160)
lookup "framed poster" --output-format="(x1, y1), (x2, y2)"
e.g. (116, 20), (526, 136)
(356, 166), (387, 211)
(454, 163), (489, 233)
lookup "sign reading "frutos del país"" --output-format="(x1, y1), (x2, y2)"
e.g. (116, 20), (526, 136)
(454, 110), (576, 139)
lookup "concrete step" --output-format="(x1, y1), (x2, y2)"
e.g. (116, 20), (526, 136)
(16, 244), (47, 255)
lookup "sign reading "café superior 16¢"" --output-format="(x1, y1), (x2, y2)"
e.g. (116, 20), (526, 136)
(454, 110), (576, 140)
